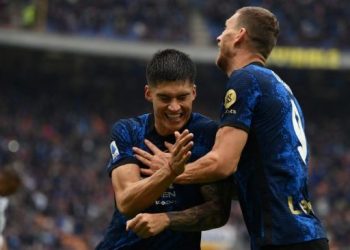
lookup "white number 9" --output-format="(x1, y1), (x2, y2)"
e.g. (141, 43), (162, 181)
(291, 99), (307, 164)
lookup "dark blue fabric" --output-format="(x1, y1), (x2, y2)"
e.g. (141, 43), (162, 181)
(97, 113), (218, 250)
(219, 63), (327, 249)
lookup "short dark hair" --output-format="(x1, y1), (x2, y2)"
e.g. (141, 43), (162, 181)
(236, 6), (280, 59)
(146, 49), (196, 86)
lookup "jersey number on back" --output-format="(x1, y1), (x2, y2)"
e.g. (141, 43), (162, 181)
(291, 99), (307, 164)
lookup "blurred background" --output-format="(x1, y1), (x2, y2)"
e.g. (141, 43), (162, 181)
(0, 0), (349, 249)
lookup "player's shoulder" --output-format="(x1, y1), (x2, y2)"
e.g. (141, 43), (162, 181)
(234, 63), (272, 81)
(191, 113), (217, 124)
(111, 113), (150, 132)
(229, 65), (259, 88)
(190, 113), (218, 130)
(232, 63), (279, 93)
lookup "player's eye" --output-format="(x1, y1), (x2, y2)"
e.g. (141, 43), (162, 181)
(177, 94), (189, 101)
(177, 96), (187, 101)
(158, 96), (171, 102)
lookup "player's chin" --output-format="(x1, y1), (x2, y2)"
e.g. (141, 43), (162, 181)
(216, 56), (227, 72)
(166, 123), (184, 133)
(165, 120), (186, 133)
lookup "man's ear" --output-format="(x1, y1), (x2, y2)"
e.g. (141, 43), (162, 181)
(144, 84), (152, 101)
(192, 84), (197, 100)
(235, 27), (247, 43)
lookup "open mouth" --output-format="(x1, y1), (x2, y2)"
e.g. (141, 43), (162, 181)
(166, 113), (183, 121)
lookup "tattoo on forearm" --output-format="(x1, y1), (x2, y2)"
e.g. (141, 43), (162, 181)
(167, 178), (233, 231)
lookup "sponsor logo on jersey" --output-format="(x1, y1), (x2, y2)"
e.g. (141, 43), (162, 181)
(224, 89), (236, 109)
(288, 196), (314, 215)
(155, 185), (177, 206)
(110, 141), (119, 160)
(155, 200), (176, 206)
(224, 109), (237, 114)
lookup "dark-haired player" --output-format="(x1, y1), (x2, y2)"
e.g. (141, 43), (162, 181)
(96, 49), (232, 250)
(135, 7), (329, 250)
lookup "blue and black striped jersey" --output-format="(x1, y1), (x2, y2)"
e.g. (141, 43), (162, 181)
(97, 113), (218, 250)
(219, 63), (327, 249)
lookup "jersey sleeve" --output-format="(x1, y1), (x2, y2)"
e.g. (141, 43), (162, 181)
(219, 70), (261, 132)
(106, 121), (138, 176)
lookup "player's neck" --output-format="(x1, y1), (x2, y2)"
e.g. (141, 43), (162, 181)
(228, 52), (265, 76)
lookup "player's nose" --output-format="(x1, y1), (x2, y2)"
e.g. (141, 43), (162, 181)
(168, 100), (181, 112)
(216, 36), (221, 46)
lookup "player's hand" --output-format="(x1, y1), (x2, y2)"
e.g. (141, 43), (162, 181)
(169, 130), (193, 175)
(126, 213), (170, 238)
(133, 141), (171, 176)
(133, 130), (193, 176)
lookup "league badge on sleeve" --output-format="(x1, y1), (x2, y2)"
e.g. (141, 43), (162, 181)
(224, 89), (237, 109)
(110, 141), (120, 160)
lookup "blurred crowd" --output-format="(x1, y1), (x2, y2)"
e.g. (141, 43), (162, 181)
(202, 0), (350, 48)
(0, 59), (112, 249)
(0, 47), (147, 249)
(0, 46), (350, 249)
(1, 0), (350, 48)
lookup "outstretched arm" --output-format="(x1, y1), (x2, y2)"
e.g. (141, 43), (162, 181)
(135, 126), (248, 184)
(126, 177), (234, 238)
(176, 126), (247, 184)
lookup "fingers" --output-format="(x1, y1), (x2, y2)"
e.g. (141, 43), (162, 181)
(165, 130), (191, 154)
(173, 137), (193, 159)
(170, 149), (192, 176)
(164, 141), (173, 152)
(172, 131), (193, 156)
(172, 141), (193, 162)
(127, 213), (146, 232)
(133, 147), (153, 161)
(126, 214), (153, 239)
(144, 139), (162, 154)
(136, 226), (153, 239)
(133, 131), (193, 177)
(180, 151), (192, 165)
(140, 168), (156, 176)
(134, 153), (152, 167)
(126, 214), (139, 231)
(175, 129), (190, 141)
(174, 130), (181, 139)
(133, 131), (192, 157)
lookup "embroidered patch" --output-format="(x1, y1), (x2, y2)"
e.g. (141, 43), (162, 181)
(224, 89), (237, 109)
(110, 141), (119, 160)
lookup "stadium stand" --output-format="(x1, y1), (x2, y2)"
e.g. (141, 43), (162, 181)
(1, 0), (350, 48)
(201, 0), (350, 48)
(0, 1), (349, 249)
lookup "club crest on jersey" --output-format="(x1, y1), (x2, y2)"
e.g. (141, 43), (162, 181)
(224, 89), (237, 109)
(110, 141), (119, 160)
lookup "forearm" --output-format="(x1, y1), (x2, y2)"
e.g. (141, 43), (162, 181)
(118, 167), (176, 217)
(166, 200), (226, 231)
(126, 178), (233, 238)
(176, 151), (230, 184)
(167, 180), (233, 232)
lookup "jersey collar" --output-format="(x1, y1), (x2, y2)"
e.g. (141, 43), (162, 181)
(146, 113), (193, 139)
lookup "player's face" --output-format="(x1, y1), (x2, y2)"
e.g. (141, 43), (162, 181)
(216, 13), (240, 73)
(145, 80), (196, 136)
